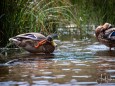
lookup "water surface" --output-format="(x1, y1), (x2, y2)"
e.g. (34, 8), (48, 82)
(0, 34), (115, 86)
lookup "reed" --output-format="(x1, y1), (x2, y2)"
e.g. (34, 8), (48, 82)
(1, 0), (115, 47)
(0, 0), (73, 47)
(68, 0), (115, 38)
(69, 0), (115, 25)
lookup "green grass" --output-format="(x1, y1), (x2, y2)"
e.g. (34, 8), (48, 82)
(0, 0), (73, 47)
(1, 0), (115, 47)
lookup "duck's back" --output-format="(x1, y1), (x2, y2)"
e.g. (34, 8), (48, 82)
(15, 32), (46, 41)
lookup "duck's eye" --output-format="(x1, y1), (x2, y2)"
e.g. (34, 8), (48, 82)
(47, 36), (53, 41)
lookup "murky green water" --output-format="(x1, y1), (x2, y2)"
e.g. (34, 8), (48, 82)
(0, 33), (115, 86)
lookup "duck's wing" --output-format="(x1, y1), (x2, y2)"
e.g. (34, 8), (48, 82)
(15, 33), (46, 41)
(104, 28), (115, 40)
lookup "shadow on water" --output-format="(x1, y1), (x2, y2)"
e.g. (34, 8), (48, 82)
(0, 32), (115, 86)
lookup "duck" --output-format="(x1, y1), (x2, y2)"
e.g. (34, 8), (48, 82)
(95, 23), (115, 50)
(9, 32), (57, 53)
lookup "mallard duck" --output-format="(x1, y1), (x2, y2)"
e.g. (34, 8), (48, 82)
(9, 32), (57, 53)
(95, 23), (115, 50)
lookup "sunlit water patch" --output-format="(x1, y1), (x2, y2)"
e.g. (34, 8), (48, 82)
(86, 44), (109, 51)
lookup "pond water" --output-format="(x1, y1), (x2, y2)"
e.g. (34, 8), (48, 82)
(0, 33), (115, 86)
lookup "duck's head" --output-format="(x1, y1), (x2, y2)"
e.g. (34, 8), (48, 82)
(46, 35), (57, 47)
(95, 23), (112, 37)
(102, 23), (111, 30)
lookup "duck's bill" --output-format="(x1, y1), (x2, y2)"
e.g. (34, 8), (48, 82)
(52, 41), (57, 47)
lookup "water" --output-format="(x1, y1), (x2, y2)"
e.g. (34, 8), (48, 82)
(0, 34), (115, 86)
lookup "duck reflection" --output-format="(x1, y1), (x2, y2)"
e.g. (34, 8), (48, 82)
(20, 53), (55, 59)
(94, 50), (115, 56)
(0, 54), (55, 81)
